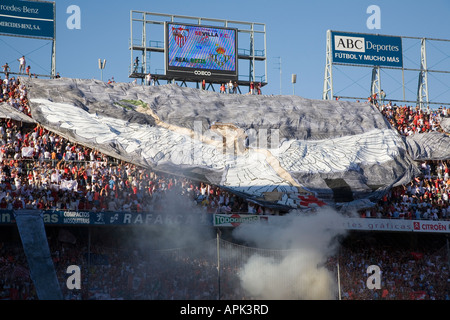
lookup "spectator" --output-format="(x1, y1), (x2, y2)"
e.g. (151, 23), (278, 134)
(227, 80), (233, 94)
(17, 56), (26, 74)
(133, 57), (139, 73)
(145, 73), (151, 86)
(380, 89), (386, 105)
(2, 63), (10, 79)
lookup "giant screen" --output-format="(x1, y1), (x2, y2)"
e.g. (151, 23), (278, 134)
(166, 22), (238, 81)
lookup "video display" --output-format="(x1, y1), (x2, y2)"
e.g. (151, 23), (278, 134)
(166, 22), (238, 80)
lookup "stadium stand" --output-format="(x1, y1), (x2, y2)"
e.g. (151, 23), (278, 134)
(0, 75), (449, 300)
(0, 227), (448, 300)
(0, 76), (285, 216)
(1, 76), (449, 220)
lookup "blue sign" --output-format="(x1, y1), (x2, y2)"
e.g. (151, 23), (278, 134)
(0, 0), (54, 38)
(0, 209), (214, 226)
(331, 31), (403, 68)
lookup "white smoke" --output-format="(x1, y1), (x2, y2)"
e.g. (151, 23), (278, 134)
(232, 207), (348, 300)
(130, 188), (215, 250)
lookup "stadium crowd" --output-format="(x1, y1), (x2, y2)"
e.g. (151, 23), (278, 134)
(331, 234), (449, 300)
(0, 229), (448, 300)
(0, 230), (247, 300)
(0, 72), (287, 215)
(376, 101), (448, 136)
(0, 75), (449, 301)
(1, 75), (450, 220)
(0, 76), (268, 215)
(361, 159), (450, 220)
(0, 117), (260, 215)
(356, 98), (450, 220)
(0, 76), (31, 117)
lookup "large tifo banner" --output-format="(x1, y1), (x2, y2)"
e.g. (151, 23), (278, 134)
(0, 0), (54, 38)
(331, 31), (403, 68)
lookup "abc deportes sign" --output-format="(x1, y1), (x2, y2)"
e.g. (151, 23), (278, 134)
(331, 31), (403, 68)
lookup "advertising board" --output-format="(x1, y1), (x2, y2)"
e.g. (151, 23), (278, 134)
(0, 0), (54, 39)
(331, 31), (403, 68)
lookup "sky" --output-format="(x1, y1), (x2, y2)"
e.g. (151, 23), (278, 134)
(1, 0), (450, 104)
